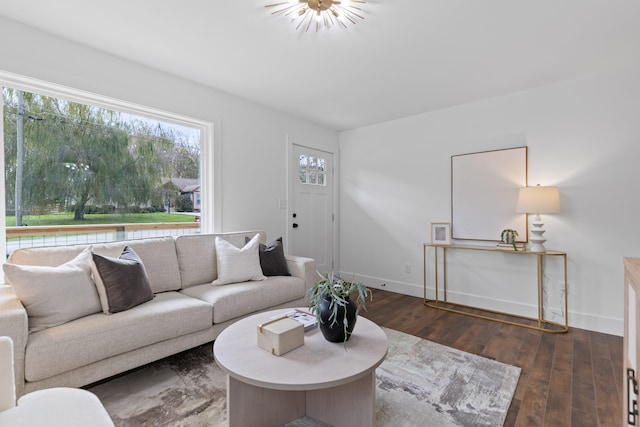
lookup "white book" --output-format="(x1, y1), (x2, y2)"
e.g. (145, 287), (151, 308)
(275, 309), (318, 331)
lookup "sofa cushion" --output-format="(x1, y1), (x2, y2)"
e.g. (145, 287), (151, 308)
(2, 248), (101, 332)
(24, 292), (213, 382)
(6, 245), (87, 268)
(176, 231), (267, 289)
(92, 237), (181, 293)
(246, 236), (291, 277)
(180, 276), (305, 323)
(175, 234), (217, 289)
(212, 235), (265, 286)
(91, 246), (154, 314)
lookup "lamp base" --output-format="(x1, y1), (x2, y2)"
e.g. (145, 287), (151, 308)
(528, 242), (547, 253)
(528, 215), (547, 253)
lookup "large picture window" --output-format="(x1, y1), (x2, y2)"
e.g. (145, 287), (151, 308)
(1, 77), (211, 258)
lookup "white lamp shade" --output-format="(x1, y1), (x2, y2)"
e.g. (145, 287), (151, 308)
(516, 185), (560, 214)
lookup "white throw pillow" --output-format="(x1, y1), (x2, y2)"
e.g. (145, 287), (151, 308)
(3, 247), (102, 332)
(212, 234), (266, 286)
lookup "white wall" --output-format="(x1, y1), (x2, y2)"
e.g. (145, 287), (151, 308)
(339, 61), (640, 336)
(3, 15), (639, 336)
(0, 16), (338, 242)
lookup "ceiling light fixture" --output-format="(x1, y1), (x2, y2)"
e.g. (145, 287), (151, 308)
(266, 0), (366, 33)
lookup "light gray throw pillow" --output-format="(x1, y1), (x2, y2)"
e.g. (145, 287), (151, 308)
(3, 247), (101, 332)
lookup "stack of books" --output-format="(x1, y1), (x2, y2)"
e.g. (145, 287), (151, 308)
(496, 243), (526, 251)
(277, 309), (318, 331)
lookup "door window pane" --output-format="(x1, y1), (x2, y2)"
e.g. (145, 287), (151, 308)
(298, 152), (326, 186)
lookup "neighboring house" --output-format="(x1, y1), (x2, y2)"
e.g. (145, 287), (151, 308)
(181, 183), (201, 212)
(161, 178), (201, 212)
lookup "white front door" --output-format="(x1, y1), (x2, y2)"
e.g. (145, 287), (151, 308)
(289, 143), (334, 275)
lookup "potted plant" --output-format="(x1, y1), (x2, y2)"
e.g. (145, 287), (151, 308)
(307, 271), (371, 345)
(501, 229), (519, 250)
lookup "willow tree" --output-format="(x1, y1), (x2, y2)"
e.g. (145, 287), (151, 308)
(3, 89), (173, 220)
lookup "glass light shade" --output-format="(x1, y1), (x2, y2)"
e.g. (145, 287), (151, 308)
(516, 185), (560, 214)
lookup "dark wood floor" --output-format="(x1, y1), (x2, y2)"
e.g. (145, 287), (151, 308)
(361, 289), (622, 427)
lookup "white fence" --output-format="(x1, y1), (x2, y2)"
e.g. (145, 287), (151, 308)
(6, 223), (200, 257)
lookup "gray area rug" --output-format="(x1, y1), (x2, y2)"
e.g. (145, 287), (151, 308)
(88, 328), (520, 426)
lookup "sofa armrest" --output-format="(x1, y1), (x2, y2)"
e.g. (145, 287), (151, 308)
(0, 286), (28, 397)
(0, 336), (16, 411)
(285, 255), (317, 295)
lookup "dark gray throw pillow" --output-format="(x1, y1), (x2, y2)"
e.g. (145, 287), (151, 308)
(245, 236), (291, 277)
(92, 246), (154, 314)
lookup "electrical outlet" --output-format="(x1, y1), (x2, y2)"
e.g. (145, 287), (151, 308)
(404, 263), (411, 273)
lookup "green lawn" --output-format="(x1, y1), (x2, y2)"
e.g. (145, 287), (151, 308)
(6, 212), (197, 226)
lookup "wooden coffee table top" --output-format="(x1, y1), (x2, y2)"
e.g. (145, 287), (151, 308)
(214, 308), (388, 391)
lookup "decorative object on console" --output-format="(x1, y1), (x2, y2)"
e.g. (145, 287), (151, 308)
(307, 271), (370, 345)
(498, 229), (523, 251)
(265, 0), (366, 33)
(430, 222), (451, 245)
(500, 229), (518, 244)
(516, 184), (561, 253)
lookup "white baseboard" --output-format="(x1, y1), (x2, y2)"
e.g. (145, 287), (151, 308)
(342, 271), (623, 336)
(568, 311), (622, 336)
(343, 273), (423, 299)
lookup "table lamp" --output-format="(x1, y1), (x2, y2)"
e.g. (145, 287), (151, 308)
(516, 184), (561, 252)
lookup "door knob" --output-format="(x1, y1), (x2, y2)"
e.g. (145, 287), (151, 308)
(293, 223), (299, 229)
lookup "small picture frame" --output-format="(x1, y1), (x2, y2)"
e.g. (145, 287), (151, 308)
(430, 222), (451, 245)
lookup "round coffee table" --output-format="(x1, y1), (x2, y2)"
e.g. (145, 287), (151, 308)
(214, 308), (388, 427)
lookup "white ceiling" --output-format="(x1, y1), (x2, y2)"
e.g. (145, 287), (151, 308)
(0, 0), (639, 131)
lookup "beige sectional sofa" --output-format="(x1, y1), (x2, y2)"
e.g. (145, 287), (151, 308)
(0, 231), (315, 397)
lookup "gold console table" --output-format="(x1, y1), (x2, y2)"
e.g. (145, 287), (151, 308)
(423, 244), (568, 333)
